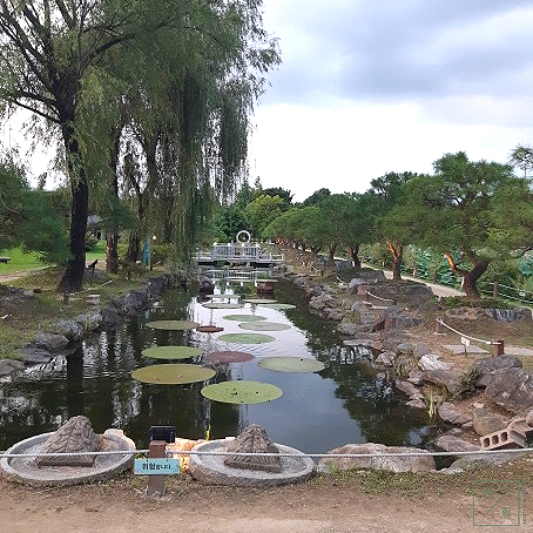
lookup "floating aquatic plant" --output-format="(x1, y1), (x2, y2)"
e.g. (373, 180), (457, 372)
(258, 303), (296, 310)
(146, 320), (199, 330)
(238, 322), (291, 332)
(243, 298), (277, 304)
(223, 314), (267, 322)
(141, 346), (203, 360)
(201, 381), (283, 404)
(131, 364), (215, 384)
(217, 333), (276, 344)
(257, 357), (325, 373)
(202, 303), (243, 309)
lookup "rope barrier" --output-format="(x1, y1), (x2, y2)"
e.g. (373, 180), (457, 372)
(435, 318), (502, 345)
(1, 447), (532, 460)
(72, 280), (113, 295)
(365, 290), (395, 304)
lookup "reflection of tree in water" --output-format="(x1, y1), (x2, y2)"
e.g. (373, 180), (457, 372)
(274, 278), (433, 448)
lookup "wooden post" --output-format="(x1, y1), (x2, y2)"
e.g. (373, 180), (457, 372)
(435, 318), (444, 334)
(62, 292), (70, 305)
(493, 340), (505, 358)
(146, 440), (166, 497)
(492, 282), (499, 298)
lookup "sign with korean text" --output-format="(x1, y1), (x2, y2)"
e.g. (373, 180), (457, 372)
(134, 458), (180, 475)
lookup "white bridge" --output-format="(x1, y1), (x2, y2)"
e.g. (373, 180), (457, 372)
(194, 243), (284, 266)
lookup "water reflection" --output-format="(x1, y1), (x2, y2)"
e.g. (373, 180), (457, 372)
(0, 278), (438, 452)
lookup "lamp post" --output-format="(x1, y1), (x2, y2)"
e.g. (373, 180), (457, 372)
(150, 235), (156, 271)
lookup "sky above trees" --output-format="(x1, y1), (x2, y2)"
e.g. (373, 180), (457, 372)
(249, 0), (533, 200)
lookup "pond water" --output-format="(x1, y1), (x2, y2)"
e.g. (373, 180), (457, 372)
(0, 276), (441, 453)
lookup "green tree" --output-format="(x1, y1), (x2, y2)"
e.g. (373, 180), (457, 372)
(244, 194), (285, 239)
(394, 152), (518, 297)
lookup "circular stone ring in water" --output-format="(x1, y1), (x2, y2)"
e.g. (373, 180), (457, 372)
(243, 298), (277, 304)
(146, 320), (199, 330)
(204, 351), (255, 364)
(201, 381), (282, 404)
(217, 333), (275, 344)
(141, 346), (203, 360)
(238, 321), (291, 332)
(257, 357), (325, 373)
(132, 364), (215, 385)
(189, 439), (314, 487)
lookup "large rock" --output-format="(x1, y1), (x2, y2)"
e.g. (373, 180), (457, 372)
(318, 443), (435, 473)
(485, 368), (533, 414)
(33, 332), (69, 352)
(224, 425), (281, 473)
(472, 407), (507, 436)
(15, 346), (53, 365)
(423, 369), (465, 395)
(35, 415), (100, 467)
(418, 354), (452, 372)
(438, 402), (472, 426)
(395, 380), (424, 401)
(474, 356), (523, 388)
(435, 435), (480, 453)
(0, 358), (25, 377)
(51, 319), (84, 343)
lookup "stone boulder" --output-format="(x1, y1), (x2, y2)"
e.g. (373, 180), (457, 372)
(33, 332), (69, 352)
(473, 355), (523, 388)
(435, 435), (480, 454)
(438, 402), (472, 426)
(418, 354), (452, 372)
(422, 369), (465, 395)
(0, 358), (25, 377)
(395, 380), (424, 401)
(472, 407), (507, 436)
(224, 425), (281, 473)
(485, 368), (533, 414)
(35, 415), (100, 467)
(375, 351), (395, 367)
(318, 443), (435, 473)
(51, 319), (84, 343)
(15, 346), (53, 365)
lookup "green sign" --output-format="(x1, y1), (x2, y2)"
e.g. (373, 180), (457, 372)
(134, 458), (180, 475)
(473, 480), (521, 526)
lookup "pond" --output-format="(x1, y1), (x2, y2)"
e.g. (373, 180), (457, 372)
(0, 275), (441, 453)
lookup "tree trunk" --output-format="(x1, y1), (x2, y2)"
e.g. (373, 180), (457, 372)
(328, 243), (338, 263)
(59, 128), (88, 293)
(444, 252), (489, 299)
(106, 127), (122, 274)
(106, 231), (119, 274)
(387, 241), (403, 281)
(348, 245), (361, 268)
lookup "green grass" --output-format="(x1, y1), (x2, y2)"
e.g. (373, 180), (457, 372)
(86, 239), (107, 263)
(0, 246), (47, 273)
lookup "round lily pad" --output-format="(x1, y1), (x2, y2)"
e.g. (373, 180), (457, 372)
(238, 321), (291, 332)
(223, 314), (267, 322)
(217, 333), (276, 344)
(258, 303), (296, 310)
(204, 351), (255, 363)
(204, 294), (240, 299)
(202, 302), (243, 309)
(243, 298), (277, 304)
(201, 381), (283, 404)
(257, 357), (325, 373)
(146, 320), (199, 330)
(141, 346), (203, 360)
(132, 364), (215, 384)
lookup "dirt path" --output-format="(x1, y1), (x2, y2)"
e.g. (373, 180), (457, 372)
(0, 475), (507, 533)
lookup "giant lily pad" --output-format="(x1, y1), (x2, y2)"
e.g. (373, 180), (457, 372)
(223, 314), (267, 322)
(132, 364), (215, 384)
(141, 346), (203, 360)
(202, 302), (243, 309)
(257, 357), (325, 373)
(238, 321), (291, 332)
(217, 333), (276, 344)
(243, 298), (277, 304)
(201, 381), (283, 404)
(196, 325), (224, 333)
(258, 303), (296, 310)
(204, 351), (255, 364)
(146, 320), (199, 330)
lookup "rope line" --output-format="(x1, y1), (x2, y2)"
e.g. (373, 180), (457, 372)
(1, 447), (531, 460)
(436, 318), (502, 345)
(366, 290), (395, 304)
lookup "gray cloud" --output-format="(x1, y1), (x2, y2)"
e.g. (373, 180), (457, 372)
(261, 0), (533, 124)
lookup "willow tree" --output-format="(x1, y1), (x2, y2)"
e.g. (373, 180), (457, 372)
(0, 0), (279, 290)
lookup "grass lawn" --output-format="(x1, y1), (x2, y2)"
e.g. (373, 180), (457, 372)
(0, 246), (47, 273)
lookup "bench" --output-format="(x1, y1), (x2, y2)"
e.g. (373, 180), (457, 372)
(0, 257), (11, 264)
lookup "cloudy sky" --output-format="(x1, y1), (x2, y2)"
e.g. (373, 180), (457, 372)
(249, 0), (533, 201)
